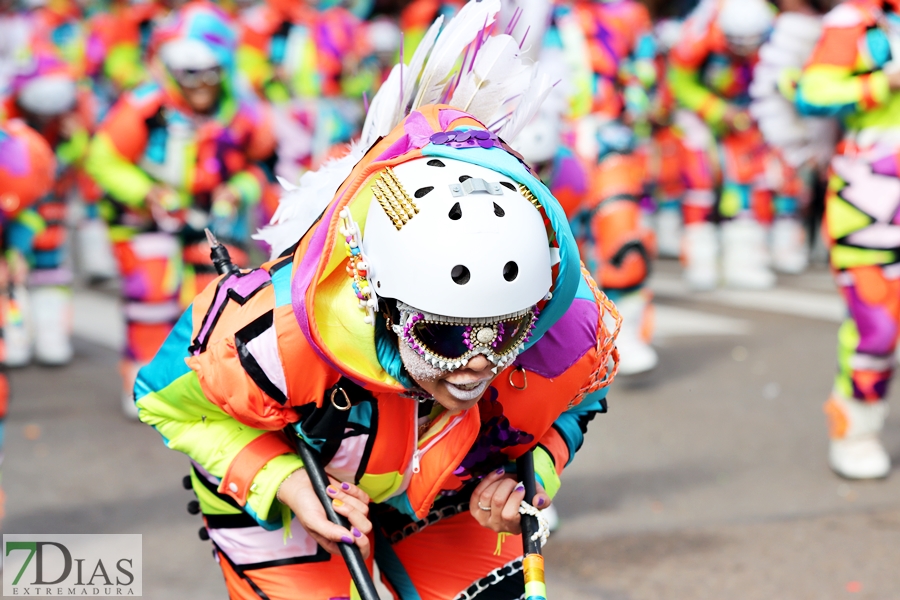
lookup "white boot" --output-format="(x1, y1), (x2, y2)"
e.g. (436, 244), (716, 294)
(682, 222), (719, 291)
(31, 286), (73, 366)
(770, 218), (809, 274)
(721, 219), (776, 290)
(613, 290), (658, 375)
(655, 205), (683, 259)
(825, 393), (890, 479)
(3, 286), (32, 367)
(77, 218), (118, 282)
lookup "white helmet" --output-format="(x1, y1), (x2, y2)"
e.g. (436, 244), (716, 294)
(718, 0), (774, 56)
(17, 75), (76, 116)
(361, 156), (553, 319)
(158, 38), (220, 71)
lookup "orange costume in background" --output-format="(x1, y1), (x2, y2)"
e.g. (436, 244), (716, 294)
(552, 0), (657, 296)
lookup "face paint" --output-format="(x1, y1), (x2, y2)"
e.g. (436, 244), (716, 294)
(398, 338), (447, 384)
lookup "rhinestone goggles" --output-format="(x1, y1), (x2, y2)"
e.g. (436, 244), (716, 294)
(172, 66), (222, 89)
(393, 302), (538, 371)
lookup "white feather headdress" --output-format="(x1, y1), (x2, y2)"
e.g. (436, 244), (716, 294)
(254, 0), (554, 259)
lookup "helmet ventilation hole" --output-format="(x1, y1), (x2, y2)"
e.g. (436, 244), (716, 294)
(451, 265), (470, 285)
(449, 202), (462, 220)
(493, 203), (505, 217)
(500, 181), (516, 191)
(415, 186), (434, 198)
(503, 261), (518, 282)
(427, 159), (446, 167)
(458, 175), (472, 182)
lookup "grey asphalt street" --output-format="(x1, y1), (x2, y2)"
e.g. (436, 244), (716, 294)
(3, 260), (899, 599)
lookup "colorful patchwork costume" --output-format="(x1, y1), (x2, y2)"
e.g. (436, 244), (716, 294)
(136, 3), (619, 597)
(85, 2), (275, 414)
(2, 35), (95, 367)
(669, 0), (809, 289)
(797, 0), (900, 479)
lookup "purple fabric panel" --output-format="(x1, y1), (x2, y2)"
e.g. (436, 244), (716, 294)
(292, 202), (339, 343)
(844, 285), (898, 356)
(871, 155), (898, 178)
(404, 111), (434, 148)
(439, 108), (472, 130)
(121, 272), (149, 300)
(193, 269), (272, 354)
(515, 298), (599, 378)
(374, 133), (414, 162)
(553, 152), (588, 195)
(0, 136), (28, 175)
(28, 268), (73, 287)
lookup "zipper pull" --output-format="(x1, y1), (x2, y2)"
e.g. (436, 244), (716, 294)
(412, 450), (422, 474)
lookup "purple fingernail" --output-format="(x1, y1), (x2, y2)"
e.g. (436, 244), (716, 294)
(341, 536), (353, 544)
(352, 527), (362, 538)
(515, 483), (525, 493)
(327, 486), (337, 495)
(341, 482), (351, 491)
(495, 468), (506, 475)
(537, 497), (545, 507)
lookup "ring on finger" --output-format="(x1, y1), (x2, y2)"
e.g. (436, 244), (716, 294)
(477, 502), (492, 512)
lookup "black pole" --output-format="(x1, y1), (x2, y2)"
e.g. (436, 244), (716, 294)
(206, 229), (379, 600)
(516, 450), (542, 556)
(295, 440), (380, 600)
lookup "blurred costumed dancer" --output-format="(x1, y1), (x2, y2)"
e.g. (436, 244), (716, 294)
(135, 2), (619, 597)
(796, 0), (900, 479)
(85, 2), (275, 418)
(2, 39), (94, 367)
(0, 118), (56, 525)
(548, 0), (659, 375)
(81, 0), (184, 282)
(669, 0), (810, 290)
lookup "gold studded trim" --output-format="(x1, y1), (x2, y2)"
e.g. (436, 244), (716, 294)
(517, 184), (542, 211)
(373, 167), (419, 230)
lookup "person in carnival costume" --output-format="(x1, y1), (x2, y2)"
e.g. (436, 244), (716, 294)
(669, 0), (812, 290)
(2, 37), (94, 367)
(135, 2), (620, 597)
(85, 1), (275, 419)
(543, 0), (658, 376)
(795, 0), (900, 479)
(0, 117), (56, 525)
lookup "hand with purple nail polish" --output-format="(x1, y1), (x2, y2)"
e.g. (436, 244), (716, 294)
(469, 470), (550, 535)
(276, 469), (373, 559)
